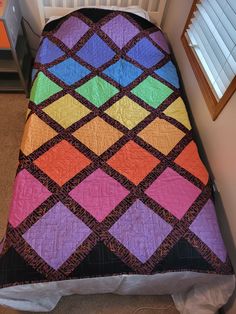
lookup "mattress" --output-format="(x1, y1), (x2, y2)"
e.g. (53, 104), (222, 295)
(0, 8), (234, 313)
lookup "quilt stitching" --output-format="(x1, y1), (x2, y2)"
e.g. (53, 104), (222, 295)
(1, 9), (232, 287)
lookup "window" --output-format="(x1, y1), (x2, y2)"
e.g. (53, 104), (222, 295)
(182, 0), (236, 120)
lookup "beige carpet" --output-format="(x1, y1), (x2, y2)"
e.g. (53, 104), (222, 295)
(0, 93), (28, 240)
(0, 93), (178, 314)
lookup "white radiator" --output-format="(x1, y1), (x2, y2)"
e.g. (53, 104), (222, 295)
(38, 0), (166, 26)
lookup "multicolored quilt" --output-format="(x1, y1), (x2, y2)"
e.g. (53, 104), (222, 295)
(0, 8), (232, 288)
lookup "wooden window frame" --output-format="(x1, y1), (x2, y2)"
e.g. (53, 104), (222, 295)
(181, 0), (236, 120)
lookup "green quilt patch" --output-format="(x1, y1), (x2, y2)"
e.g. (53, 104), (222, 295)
(76, 76), (119, 107)
(131, 76), (173, 108)
(30, 72), (62, 105)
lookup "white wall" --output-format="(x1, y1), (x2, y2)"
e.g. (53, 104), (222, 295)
(162, 1), (236, 313)
(20, 0), (43, 53)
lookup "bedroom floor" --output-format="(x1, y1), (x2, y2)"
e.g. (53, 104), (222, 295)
(0, 93), (178, 314)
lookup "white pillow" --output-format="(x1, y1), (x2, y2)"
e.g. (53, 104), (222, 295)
(46, 6), (150, 24)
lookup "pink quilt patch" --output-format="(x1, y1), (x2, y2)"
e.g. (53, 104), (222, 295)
(146, 167), (201, 219)
(9, 170), (52, 228)
(69, 169), (129, 222)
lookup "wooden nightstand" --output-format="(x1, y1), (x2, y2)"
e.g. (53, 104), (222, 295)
(0, 0), (32, 96)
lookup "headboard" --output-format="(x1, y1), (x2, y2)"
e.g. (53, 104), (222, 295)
(36, 0), (167, 28)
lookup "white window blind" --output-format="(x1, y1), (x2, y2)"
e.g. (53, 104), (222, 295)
(185, 0), (236, 99)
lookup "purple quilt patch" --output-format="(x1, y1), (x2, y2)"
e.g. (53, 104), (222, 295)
(127, 38), (164, 68)
(149, 31), (170, 53)
(101, 15), (139, 48)
(109, 200), (172, 263)
(54, 16), (90, 48)
(23, 202), (91, 270)
(77, 34), (115, 68)
(35, 38), (65, 64)
(190, 200), (227, 262)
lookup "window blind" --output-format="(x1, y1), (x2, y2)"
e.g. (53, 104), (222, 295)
(185, 0), (236, 99)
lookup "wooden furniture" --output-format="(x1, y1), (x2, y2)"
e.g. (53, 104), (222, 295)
(0, 0), (32, 96)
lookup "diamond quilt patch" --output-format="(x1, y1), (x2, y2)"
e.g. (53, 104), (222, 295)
(189, 200), (227, 262)
(54, 16), (90, 48)
(76, 76), (119, 107)
(146, 168), (201, 219)
(73, 117), (123, 155)
(109, 200), (172, 263)
(131, 76), (173, 108)
(77, 34), (115, 68)
(30, 72), (62, 105)
(21, 114), (58, 156)
(34, 140), (91, 186)
(101, 15), (139, 48)
(105, 96), (150, 130)
(35, 38), (65, 64)
(43, 94), (91, 128)
(103, 59), (143, 87)
(48, 58), (90, 85)
(138, 117), (185, 155)
(107, 141), (160, 185)
(127, 38), (165, 68)
(69, 169), (129, 222)
(9, 170), (52, 228)
(23, 202), (91, 269)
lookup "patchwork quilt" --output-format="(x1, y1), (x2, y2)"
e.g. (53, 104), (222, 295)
(0, 8), (233, 288)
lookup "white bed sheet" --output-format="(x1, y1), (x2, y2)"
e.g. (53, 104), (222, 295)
(46, 6), (150, 24)
(0, 272), (234, 313)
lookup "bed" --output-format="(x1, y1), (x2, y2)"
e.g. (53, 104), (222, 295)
(0, 2), (235, 313)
